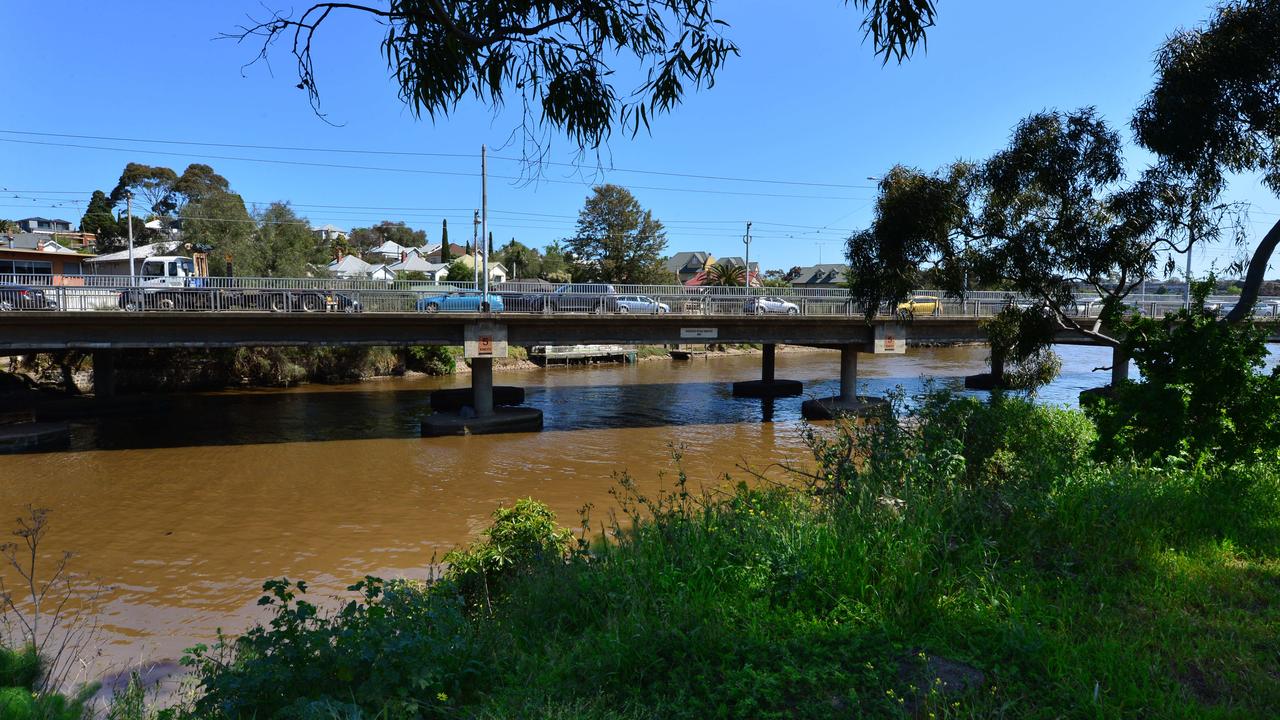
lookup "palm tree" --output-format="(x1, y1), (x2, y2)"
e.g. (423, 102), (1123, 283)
(705, 262), (745, 286)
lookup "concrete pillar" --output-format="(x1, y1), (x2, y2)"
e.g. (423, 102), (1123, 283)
(762, 343), (776, 382)
(839, 344), (858, 402)
(471, 357), (494, 416)
(1111, 346), (1130, 385)
(990, 346), (1006, 388)
(93, 351), (116, 399)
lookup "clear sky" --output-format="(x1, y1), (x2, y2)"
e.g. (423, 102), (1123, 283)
(2, 1), (1275, 276)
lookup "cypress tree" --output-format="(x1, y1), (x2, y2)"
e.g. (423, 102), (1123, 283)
(440, 219), (451, 262)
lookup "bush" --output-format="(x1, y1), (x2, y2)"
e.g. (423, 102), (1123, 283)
(405, 345), (456, 375)
(1085, 279), (1280, 463)
(443, 499), (575, 610)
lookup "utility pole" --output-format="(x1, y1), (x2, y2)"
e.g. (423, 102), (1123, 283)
(472, 209), (480, 287)
(126, 191), (135, 287)
(481, 144), (489, 309)
(743, 221), (752, 289)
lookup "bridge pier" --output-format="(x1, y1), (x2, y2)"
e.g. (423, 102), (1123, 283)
(1111, 345), (1130, 385)
(801, 344), (888, 419)
(731, 343), (803, 398)
(963, 346), (1005, 391)
(421, 357), (543, 437)
(92, 351), (117, 398)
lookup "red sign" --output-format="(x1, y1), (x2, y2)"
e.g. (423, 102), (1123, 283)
(477, 336), (493, 355)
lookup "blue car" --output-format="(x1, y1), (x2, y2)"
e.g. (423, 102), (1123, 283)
(416, 291), (504, 313)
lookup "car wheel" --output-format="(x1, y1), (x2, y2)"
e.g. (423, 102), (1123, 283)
(618, 305), (629, 314)
(755, 305), (765, 315)
(0, 300), (13, 312)
(787, 306), (799, 315)
(157, 296), (176, 311)
(424, 302), (440, 314)
(299, 294), (321, 312)
(270, 295), (289, 312)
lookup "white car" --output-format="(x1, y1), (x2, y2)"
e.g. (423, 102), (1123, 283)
(744, 296), (800, 315)
(615, 295), (669, 313)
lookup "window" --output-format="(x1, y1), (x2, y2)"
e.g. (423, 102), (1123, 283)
(143, 261), (164, 278)
(0, 260), (53, 276)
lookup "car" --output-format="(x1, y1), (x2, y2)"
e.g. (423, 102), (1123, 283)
(416, 291), (504, 313)
(528, 284), (619, 313)
(616, 295), (669, 314)
(897, 296), (941, 318)
(744, 295), (800, 315)
(0, 283), (58, 311)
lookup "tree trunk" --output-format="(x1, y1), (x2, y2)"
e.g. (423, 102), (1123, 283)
(1225, 217), (1280, 322)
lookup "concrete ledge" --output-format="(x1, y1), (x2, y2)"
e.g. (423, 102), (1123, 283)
(801, 396), (889, 420)
(731, 379), (803, 398)
(1078, 385), (1117, 407)
(963, 373), (1004, 391)
(421, 406), (544, 437)
(429, 386), (526, 411)
(0, 422), (71, 454)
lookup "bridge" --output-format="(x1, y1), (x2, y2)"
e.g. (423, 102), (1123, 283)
(2, 276), (1275, 435)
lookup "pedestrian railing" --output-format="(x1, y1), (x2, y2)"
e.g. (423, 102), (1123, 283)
(2, 273), (1277, 321)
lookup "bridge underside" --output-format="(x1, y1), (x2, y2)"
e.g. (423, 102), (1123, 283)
(0, 313), (1117, 353)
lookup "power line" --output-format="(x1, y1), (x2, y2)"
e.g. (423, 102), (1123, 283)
(0, 129), (880, 190)
(0, 137), (869, 201)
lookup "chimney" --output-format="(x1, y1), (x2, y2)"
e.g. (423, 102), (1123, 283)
(401, 250), (407, 262)
(336, 248), (344, 261)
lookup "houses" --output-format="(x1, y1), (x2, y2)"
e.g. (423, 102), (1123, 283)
(790, 264), (849, 288)
(312, 224), (348, 243)
(0, 232), (94, 280)
(386, 253), (451, 281)
(17, 217), (73, 234)
(666, 251), (713, 283)
(326, 254), (376, 278)
(83, 241), (181, 276)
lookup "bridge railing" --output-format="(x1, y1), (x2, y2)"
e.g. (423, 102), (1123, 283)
(4, 273), (1278, 321)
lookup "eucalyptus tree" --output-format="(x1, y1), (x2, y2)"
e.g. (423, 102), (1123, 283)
(1133, 0), (1280, 321)
(847, 108), (1242, 351)
(227, 1), (935, 152)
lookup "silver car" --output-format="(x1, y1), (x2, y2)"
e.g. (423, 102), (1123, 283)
(744, 295), (800, 315)
(616, 295), (669, 314)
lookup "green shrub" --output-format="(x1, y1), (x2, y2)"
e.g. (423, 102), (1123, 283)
(1085, 279), (1280, 463)
(0, 645), (41, 690)
(405, 345), (456, 375)
(443, 499), (575, 611)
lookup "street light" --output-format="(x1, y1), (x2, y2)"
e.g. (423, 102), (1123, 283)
(743, 221), (752, 289)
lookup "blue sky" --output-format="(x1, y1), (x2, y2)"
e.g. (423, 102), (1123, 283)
(2, 1), (1275, 276)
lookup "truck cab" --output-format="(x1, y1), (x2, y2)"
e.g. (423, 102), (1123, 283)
(140, 256), (203, 287)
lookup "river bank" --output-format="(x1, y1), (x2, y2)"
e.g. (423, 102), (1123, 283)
(103, 394), (1280, 718)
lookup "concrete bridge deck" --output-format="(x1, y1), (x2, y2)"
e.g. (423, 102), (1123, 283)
(0, 311), (1112, 353)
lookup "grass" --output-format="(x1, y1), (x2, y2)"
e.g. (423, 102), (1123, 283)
(154, 394), (1280, 717)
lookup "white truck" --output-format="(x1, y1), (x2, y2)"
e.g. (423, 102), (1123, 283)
(118, 255), (360, 312)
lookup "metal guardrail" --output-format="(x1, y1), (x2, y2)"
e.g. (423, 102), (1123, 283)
(2, 273), (1278, 321)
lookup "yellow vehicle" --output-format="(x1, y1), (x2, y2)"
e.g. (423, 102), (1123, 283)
(897, 295), (941, 317)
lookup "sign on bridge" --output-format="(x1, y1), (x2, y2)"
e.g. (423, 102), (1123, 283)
(873, 323), (906, 354)
(465, 322), (509, 358)
(680, 327), (719, 339)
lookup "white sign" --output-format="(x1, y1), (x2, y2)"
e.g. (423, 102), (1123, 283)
(873, 323), (907, 354)
(680, 327), (719, 339)
(464, 322), (509, 358)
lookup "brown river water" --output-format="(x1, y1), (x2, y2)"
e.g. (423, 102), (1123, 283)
(0, 344), (1161, 685)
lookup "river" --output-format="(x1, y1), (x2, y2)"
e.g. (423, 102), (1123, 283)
(0, 344), (1183, 684)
